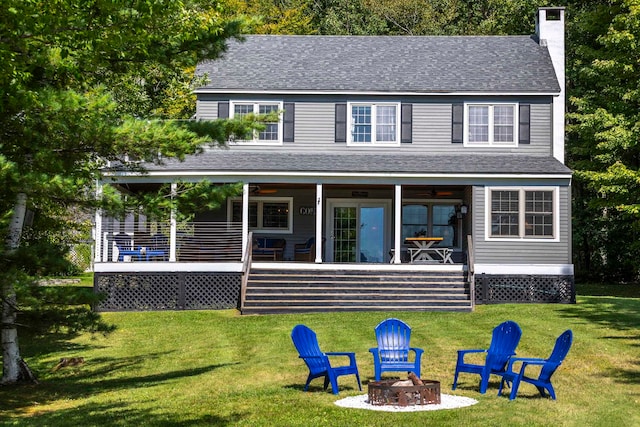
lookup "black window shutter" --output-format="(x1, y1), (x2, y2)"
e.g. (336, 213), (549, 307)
(401, 104), (413, 144)
(283, 102), (295, 142)
(519, 103), (530, 145)
(452, 103), (463, 144)
(335, 103), (347, 143)
(218, 102), (229, 119)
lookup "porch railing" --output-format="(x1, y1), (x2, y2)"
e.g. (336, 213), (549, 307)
(466, 234), (475, 311)
(97, 221), (243, 263)
(240, 231), (253, 311)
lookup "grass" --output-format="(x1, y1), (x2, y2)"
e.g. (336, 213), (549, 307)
(0, 283), (638, 426)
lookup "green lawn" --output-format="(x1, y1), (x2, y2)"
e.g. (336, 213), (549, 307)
(1, 284), (638, 426)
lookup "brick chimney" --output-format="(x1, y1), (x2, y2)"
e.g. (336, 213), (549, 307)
(536, 7), (566, 163)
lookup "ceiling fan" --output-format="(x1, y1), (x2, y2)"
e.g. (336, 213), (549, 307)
(250, 185), (278, 195)
(412, 188), (454, 198)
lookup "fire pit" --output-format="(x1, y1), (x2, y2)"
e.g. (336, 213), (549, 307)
(368, 379), (441, 407)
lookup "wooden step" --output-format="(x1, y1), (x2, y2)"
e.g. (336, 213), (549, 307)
(241, 267), (472, 314)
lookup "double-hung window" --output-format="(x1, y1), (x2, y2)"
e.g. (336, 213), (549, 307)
(230, 197), (293, 233)
(488, 188), (556, 239)
(230, 101), (283, 144)
(348, 103), (400, 145)
(465, 103), (517, 146)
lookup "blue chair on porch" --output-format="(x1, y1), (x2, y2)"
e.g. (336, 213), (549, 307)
(497, 329), (573, 400)
(369, 318), (424, 381)
(291, 324), (362, 395)
(145, 233), (169, 261)
(452, 320), (522, 394)
(114, 233), (143, 262)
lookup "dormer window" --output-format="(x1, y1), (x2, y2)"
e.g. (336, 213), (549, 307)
(348, 102), (400, 145)
(230, 101), (283, 144)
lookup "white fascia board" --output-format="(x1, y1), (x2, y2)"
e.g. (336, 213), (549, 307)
(193, 89), (560, 97)
(105, 170), (573, 181)
(475, 264), (574, 276)
(94, 262), (243, 273)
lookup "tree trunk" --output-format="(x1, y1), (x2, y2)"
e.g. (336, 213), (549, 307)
(1, 193), (36, 384)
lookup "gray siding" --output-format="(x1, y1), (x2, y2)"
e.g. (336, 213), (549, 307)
(472, 185), (571, 264)
(196, 95), (219, 120)
(196, 95), (553, 155)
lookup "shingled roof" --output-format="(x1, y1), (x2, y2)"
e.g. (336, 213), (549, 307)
(196, 35), (560, 94)
(142, 151), (572, 176)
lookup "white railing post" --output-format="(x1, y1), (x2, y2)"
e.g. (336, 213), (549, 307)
(242, 183), (250, 261)
(394, 185), (402, 264)
(315, 184), (323, 263)
(94, 180), (103, 262)
(169, 183), (177, 262)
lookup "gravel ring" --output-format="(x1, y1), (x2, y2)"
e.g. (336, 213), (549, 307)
(334, 393), (478, 412)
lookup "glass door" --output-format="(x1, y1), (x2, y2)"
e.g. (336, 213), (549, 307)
(327, 201), (389, 263)
(359, 206), (385, 263)
(332, 206), (357, 262)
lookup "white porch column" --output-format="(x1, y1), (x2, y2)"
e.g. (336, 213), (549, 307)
(315, 184), (323, 263)
(94, 180), (103, 263)
(394, 185), (402, 264)
(169, 183), (177, 262)
(242, 183), (250, 261)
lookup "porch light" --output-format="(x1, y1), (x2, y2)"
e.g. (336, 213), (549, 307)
(456, 204), (468, 219)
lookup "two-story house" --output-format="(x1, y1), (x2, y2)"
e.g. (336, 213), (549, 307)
(94, 7), (574, 313)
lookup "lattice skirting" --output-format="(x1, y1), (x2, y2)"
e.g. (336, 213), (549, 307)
(475, 273), (575, 304)
(94, 272), (241, 311)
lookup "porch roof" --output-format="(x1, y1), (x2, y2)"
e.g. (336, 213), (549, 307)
(140, 151), (572, 176)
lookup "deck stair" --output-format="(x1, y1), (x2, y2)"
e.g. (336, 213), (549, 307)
(241, 267), (471, 314)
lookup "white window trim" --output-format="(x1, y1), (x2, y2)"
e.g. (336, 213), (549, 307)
(229, 101), (283, 145)
(463, 102), (519, 147)
(228, 196), (293, 234)
(347, 101), (401, 146)
(484, 187), (559, 242)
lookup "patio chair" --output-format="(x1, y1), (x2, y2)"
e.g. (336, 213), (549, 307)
(452, 320), (522, 394)
(369, 318), (424, 381)
(146, 233), (169, 261)
(291, 324), (362, 395)
(497, 329), (573, 400)
(113, 233), (143, 262)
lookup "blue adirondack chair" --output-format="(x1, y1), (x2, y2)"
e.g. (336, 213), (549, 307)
(369, 318), (424, 381)
(452, 320), (522, 394)
(498, 329), (573, 400)
(290, 324), (362, 395)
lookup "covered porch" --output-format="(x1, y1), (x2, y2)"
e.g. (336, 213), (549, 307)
(93, 182), (471, 268)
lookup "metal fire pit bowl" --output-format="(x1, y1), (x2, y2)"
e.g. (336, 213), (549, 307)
(367, 379), (441, 406)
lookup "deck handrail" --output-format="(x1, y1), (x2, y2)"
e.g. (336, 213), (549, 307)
(97, 221), (243, 263)
(240, 231), (253, 311)
(466, 234), (475, 311)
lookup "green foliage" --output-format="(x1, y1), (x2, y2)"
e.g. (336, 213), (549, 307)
(567, 0), (640, 281)
(15, 280), (115, 336)
(0, 0), (263, 379)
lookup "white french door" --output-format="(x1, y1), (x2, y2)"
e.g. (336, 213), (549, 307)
(326, 200), (390, 263)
